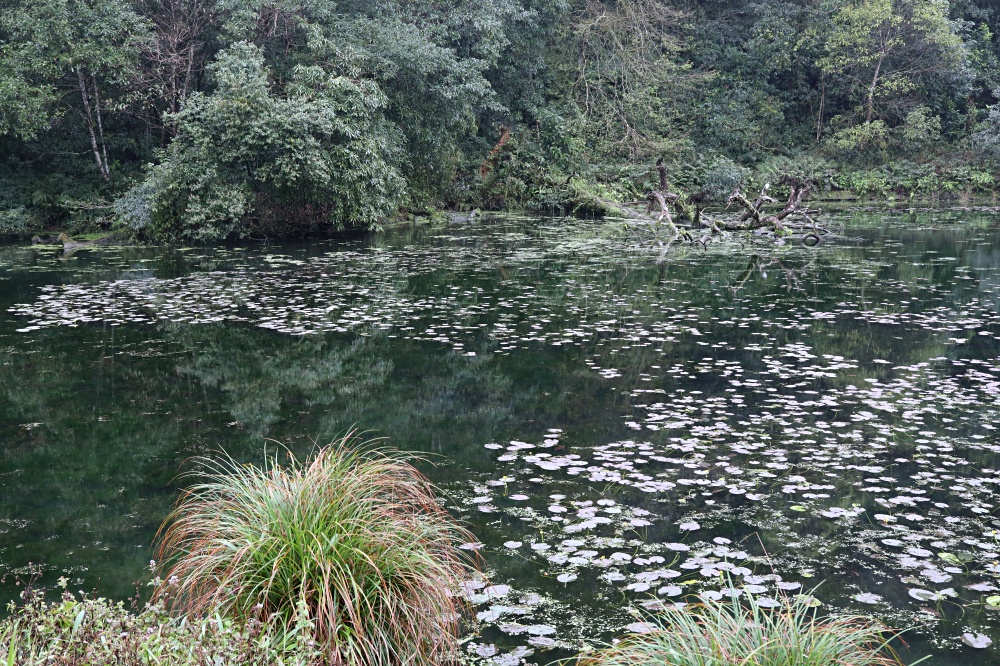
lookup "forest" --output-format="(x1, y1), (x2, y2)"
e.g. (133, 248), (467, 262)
(2, 0), (1000, 240)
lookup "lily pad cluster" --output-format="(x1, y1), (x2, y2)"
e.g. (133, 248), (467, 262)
(5, 213), (1000, 663)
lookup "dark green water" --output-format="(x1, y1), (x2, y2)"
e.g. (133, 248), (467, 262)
(2, 209), (1000, 664)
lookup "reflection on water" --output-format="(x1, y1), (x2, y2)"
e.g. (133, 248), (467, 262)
(2, 209), (1000, 664)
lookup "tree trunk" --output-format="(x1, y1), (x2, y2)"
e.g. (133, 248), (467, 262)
(815, 76), (825, 142)
(77, 68), (110, 182)
(90, 73), (110, 180)
(865, 52), (885, 125)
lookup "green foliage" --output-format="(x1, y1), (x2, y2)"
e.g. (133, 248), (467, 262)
(0, 583), (324, 665)
(900, 106), (942, 148)
(758, 155), (838, 193)
(0, 75), (57, 143)
(475, 131), (551, 210)
(576, 589), (905, 666)
(700, 157), (749, 202)
(819, 0), (966, 127)
(973, 93), (1000, 162)
(3, 0), (1000, 236)
(0, 0), (147, 140)
(0, 154), (111, 234)
(123, 43), (405, 240)
(828, 120), (891, 153)
(0, 207), (32, 235)
(696, 82), (788, 163)
(838, 168), (892, 198)
(566, 0), (693, 162)
(155, 435), (477, 665)
(835, 161), (995, 199)
(301, 4), (506, 201)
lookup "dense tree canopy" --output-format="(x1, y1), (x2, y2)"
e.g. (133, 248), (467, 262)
(819, 0), (968, 150)
(118, 43), (406, 239)
(1, 0), (999, 238)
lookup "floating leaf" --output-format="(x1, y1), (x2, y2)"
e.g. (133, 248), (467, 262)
(938, 552), (961, 565)
(908, 589), (938, 602)
(473, 643), (497, 658)
(961, 633), (992, 649)
(854, 593), (882, 604)
(625, 622), (657, 634)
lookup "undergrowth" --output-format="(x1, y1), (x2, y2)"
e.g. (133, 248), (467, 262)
(0, 579), (323, 665)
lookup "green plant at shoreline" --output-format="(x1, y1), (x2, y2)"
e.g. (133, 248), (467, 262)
(575, 590), (908, 666)
(0, 582), (324, 665)
(154, 435), (477, 666)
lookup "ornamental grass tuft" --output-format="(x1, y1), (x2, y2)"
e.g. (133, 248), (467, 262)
(154, 435), (477, 666)
(577, 590), (908, 666)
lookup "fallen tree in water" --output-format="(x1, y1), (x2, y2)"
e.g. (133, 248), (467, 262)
(617, 159), (830, 255)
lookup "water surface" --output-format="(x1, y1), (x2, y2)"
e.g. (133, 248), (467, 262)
(2, 208), (1000, 664)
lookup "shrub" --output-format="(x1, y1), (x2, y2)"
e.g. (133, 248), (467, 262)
(123, 43), (406, 241)
(899, 107), (941, 150)
(827, 121), (890, 154)
(700, 157), (749, 202)
(0, 582), (323, 665)
(155, 436), (477, 666)
(973, 93), (1000, 164)
(839, 169), (890, 199)
(576, 590), (905, 666)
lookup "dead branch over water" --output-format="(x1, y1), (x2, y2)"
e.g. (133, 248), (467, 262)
(616, 159), (833, 259)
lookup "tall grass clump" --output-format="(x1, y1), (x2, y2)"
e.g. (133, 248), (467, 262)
(577, 590), (908, 666)
(155, 435), (477, 666)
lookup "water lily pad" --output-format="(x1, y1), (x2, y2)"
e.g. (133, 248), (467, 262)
(473, 643), (497, 658)
(921, 570), (953, 584)
(961, 633), (992, 649)
(484, 585), (511, 599)
(625, 622), (657, 634)
(967, 583), (998, 593)
(854, 593), (882, 604)
(528, 636), (557, 648)
(908, 589), (934, 601)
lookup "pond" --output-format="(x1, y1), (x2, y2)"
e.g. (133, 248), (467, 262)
(1, 208), (999, 665)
